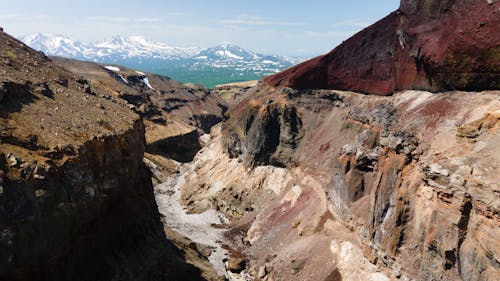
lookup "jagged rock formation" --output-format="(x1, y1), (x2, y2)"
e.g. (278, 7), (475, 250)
(0, 30), (204, 280)
(181, 88), (500, 281)
(265, 0), (500, 95)
(222, 93), (304, 167)
(172, 0), (500, 280)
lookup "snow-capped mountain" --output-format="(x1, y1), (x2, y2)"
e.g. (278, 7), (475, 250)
(21, 33), (299, 64)
(21, 33), (200, 61)
(20, 33), (305, 87)
(20, 33), (86, 58)
(89, 35), (201, 60)
(195, 43), (260, 60)
(190, 43), (289, 68)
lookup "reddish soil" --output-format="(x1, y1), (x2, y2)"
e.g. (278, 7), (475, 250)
(265, 0), (500, 95)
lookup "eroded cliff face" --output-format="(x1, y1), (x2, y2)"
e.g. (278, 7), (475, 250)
(222, 96), (304, 167)
(265, 0), (500, 95)
(178, 87), (500, 280)
(0, 30), (204, 280)
(156, 1), (499, 279)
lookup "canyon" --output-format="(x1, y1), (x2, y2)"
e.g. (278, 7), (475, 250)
(0, 0), (499, 280)
(0, 29), (207, 280)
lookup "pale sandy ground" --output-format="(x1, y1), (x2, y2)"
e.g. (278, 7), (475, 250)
(154, 163), (230, 277)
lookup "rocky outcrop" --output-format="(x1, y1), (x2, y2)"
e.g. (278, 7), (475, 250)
(265, 0), (500, 95)
(0, 122), (161, 280)
(147, 126), (202, 163)
(212, 80), (259, 105)
(0, 30), (203, 280)
(52, 57), (227, 134)
(222, 96), (304, 167)
(176, 87), (500, 280)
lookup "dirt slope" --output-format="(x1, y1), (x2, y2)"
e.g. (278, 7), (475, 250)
(265, 0), (500, 95)
(0, 29), (204, 280)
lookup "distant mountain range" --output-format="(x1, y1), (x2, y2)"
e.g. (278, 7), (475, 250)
(21, 33), (201, 60)
(21, 33), (305, 88)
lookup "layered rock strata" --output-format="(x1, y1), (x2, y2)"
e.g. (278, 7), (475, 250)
(179, 87), (500, 280)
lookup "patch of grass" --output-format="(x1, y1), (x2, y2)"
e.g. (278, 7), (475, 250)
(154, 67), (265, 89)
(4, 50), (16, 59)
(96, 118), (113, 130)
(87, 114), (112, 131)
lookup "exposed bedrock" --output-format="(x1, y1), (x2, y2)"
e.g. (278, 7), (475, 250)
(265, 0), (500, 95)
(222, 98), (304, 167)
(147, 128), (202, 163)
(1, 122), (161, 280)
(0, 30), (205, 280)
(181, 88), (500, 280)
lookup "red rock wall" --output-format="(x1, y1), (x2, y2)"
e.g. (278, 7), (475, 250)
(265, 0), (500, 95)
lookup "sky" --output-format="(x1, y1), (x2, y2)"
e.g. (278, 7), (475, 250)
(0, 0), (399, 56)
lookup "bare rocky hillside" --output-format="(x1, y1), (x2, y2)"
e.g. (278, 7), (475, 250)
(0, 29), (206, 280)
(167, 0), (500, 280)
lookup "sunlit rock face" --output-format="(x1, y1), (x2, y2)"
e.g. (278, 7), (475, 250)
(265, 0), (500, 95)
(179, 1), (500, 277)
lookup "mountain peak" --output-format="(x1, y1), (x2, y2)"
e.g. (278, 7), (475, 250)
(197, 43), (258, 60)
(219, 42), (232, 49)
(110, 35), (125, 45)
(20, 33), (299, 82)
(22, 32), (71, 44)
(20, 33), (81, 56)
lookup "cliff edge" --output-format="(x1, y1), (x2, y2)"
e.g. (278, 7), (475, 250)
(0, 30), (202, 280)
(265, 0), (500, 95)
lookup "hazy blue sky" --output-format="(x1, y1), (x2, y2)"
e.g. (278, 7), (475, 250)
(1, 0), (399, 56)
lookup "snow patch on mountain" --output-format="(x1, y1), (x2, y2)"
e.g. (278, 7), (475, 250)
(118, 74), (129, 84)
(142, 77), (154, 90)
(20, 33), (306, 85)
(104, 66), (120, 72)
(21, 33), (200, 61)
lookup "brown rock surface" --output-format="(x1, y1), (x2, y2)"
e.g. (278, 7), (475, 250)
(53, 57), (227, 134)
(177, 87), (500, 280)
(265, 0), (500, 95)
(0, 30), (204, 280)
(212, 80), (259, 105)
(53, 57), (228, 163)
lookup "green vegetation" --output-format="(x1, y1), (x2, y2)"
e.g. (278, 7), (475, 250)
(483, 46), (500, 72)
(151, 67), (269, 89)
(4, 50), (16, 59)
(117, 59), (285, 89)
